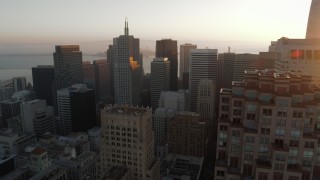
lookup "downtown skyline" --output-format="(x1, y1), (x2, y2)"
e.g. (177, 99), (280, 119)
(0, 0), (312, 54)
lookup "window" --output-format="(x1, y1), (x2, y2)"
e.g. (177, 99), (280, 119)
(247, 113), (256, 120)
(243, 164), (252, 176)
(222, 97), (229, 103)
(233, 118), (241, 124)
(277, 99), (289, 107)
(290, 130), (301, 137)
(275, 154), (286, 161)
(219, 125), (228, 131)
(277, 111), (287, 117)
(245, 136), (255, 143)
(221, 105), (229, 111)
(233, 100), (242, 107)
(233, 109), (242, 115)
(216, 170), (225, 177)
(244, 154), (253, 161)
(304, 141), (315, 148)
(289, 176), (299, 180)
(302, 171), (311, 180)
(293, 111), (303, 118)
(230, 157), (239, 168)
(275, 127), (285, 136)
(261, 128), (270, 135)
(262, 109), (272, 116)
(260, 137), (269, 144)
(303, 150), (313, 158)
(259, 145), (268, 153)
(289, 140), (299, 147)
(258, 173), (268, 180)
(244, 144), (254, 152)
(274, 163), (285, 171)
(289, 149), (298, 157)
(247, 104), (257, 112)
(273, 172), (283, 180)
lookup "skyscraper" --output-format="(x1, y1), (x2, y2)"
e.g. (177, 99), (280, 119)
(100, 105), (160, 179)
(219, 52), (236, 89)
(156, 39), (178, 91)
(233, 54), (259, 82)
(53, 45), (83, 90)
(150, 57), (170, 110)
(93, 59), (111, 101)
(56, 84), (96, 135)
(32, 65), (55, 106)
(113, 20), (142, 105)
(306, 0), (320, 39)
(189, 49), (219, 111)
(12, 77), (26, 92)
(179, 43), (197, 79)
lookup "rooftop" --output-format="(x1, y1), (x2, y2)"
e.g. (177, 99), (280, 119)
(31, 147), (46, 155)
(103, 105), (151, 115)
(104, 166), (128, 180)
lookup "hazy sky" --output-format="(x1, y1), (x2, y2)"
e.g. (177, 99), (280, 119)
(0, 0), (312, 53)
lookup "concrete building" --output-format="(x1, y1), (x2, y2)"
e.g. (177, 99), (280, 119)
(269, 37), (320, 85)
(179, 43), (197, 79)
(306, 0), (320, 39)
(32, 65), (55, 106)
(88, 127), (101, 152)
(160, 153), (204, 180)
(150, 57), (170, 110)
(189, 49), (219, 111)
(30, 147), (51, 172)
(53, 45), (83, 90)
(258, 52), (281, 70)
(104, 166), (130, 180)
(168, 111), (206, 157)
(113, 20), (142, 105)
(12, 77), (26, 92)
(158, 91), (186, 112)
(20, 99), (55, 135)
(215, 69), (320, 180)
(56, 84), (96, 135)
(153, 108), (176, 147)
(156, 39), (178, 91)
(100, 105), (160, 180)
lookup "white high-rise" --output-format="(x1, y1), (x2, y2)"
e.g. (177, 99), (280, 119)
(150, 58), (170, 110)
(306, 0), (320, 39)
(189, 49), (219, 111)
(179, 43), (197, 78)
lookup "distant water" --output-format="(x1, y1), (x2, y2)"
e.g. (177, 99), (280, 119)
(0, 54), (153, 84)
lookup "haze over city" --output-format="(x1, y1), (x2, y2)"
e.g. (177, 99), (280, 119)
(0, 0), (312, 54)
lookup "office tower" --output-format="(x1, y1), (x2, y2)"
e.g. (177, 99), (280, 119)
(32, 65), (55, 106)
(233, 54), (259, 81)
(306, 0), (320, 39)
(180, 43), (197, 79)
(12, 77), (26, 92)
(153, 108), (176, 147)
(94, 59), (111, 101)
(53, 45), (83, 90)
(189, 49), (219, 111)
(269, 37), (320, 85)
(112, 21), (142, 105)
(215, 69), (320, 180)
(197, 79), (216, 121)
(156, 39), (178, 91)
(100, 105), (160, 180)
(158, 91), (186, 111)
(83, 61), (95, 89)
(219, 52), (236, 89)
(258, 52), (281, 70)
(220, 53), (259, 88)
(168, 111), (206, 157)
(20, 99), (55, 135)
(56, 84), (96, 135)
(150, 58), (170, 110)
(0, 87), (14, 102)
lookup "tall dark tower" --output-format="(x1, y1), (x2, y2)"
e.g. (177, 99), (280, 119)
(156, 39), (178, 91)
(32, 65), (55, 106)
(306, 0), (320, 39)
(53, 45), (83, 90)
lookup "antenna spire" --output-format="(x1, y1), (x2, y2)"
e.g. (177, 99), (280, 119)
(124, 17), (129, 36)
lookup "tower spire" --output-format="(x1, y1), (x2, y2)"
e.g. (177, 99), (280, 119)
(124, 17), (129, 36)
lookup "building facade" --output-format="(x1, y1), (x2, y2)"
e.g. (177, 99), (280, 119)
(189, 49), (219, 111)
(156, 39), (178, 91)
(32, 65), (55, 106)
(215, 69), (320, 180)
(100, 105), (160, 180)
(150, 57), (170, 110)
(179, 43), (197, 79)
